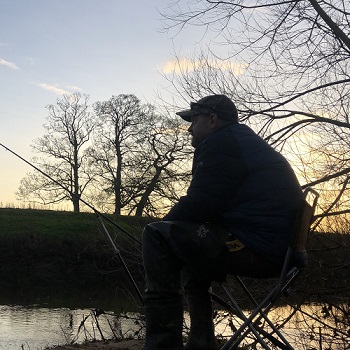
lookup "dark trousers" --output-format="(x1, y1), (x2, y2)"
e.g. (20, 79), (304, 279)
(142, 221), (282, 302)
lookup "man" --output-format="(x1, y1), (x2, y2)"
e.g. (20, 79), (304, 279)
(142, 95), (303, 350)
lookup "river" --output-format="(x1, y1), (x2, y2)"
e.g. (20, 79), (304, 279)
(0, 298), (348, 350)
(0, 304), (143, 350)
(0, 288), (142, 350)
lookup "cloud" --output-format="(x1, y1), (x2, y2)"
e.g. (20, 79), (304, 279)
(37, 83), (82, 95)
(0, 58), (19, 70)
(161, 58), (247, 75)
(37, 83), (71, 95)
(64, 84), (82, 91)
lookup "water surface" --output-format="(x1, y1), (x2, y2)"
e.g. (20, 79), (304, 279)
(0, 304), (140, 350)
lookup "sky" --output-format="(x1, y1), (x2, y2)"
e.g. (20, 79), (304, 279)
(0, 0), (201, 207)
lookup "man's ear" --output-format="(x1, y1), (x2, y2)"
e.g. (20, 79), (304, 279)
(209, 113), (220, 128)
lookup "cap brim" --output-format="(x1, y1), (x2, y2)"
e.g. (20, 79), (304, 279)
(176, 109), (197, 122)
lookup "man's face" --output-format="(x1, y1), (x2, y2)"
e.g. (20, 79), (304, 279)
(188, 114), (213, 148)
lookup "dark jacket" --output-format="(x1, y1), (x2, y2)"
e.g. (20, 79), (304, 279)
(163, 123), (303, 261)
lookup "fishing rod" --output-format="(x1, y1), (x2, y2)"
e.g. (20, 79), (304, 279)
(98, 216), (143, 304)
(0, 142), (144, 304)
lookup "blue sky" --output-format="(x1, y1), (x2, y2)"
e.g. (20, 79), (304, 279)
(0, 0), (200, 206)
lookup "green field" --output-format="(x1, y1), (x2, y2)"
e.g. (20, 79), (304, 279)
(0, 208), (149, 308)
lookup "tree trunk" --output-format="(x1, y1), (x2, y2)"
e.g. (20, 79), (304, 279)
(135, 168), (162, 216)
(114, 140), (123, 215)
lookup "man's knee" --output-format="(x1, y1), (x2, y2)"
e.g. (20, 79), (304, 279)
(143, 221), (170, 237)
(143, 221), (186, 253)
(142, 221), (177, 266)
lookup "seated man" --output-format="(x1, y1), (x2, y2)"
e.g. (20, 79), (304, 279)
(141, 95), (303, 350)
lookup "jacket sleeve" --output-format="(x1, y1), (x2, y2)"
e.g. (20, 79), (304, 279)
(163, 131), (247, 222)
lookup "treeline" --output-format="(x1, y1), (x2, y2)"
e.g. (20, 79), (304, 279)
(17, 93), (191, 216)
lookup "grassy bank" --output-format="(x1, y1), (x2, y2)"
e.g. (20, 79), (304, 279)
(0, 208), (151, 308)
(0, 208), (349, 308)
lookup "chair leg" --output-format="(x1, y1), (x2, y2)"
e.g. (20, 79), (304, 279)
(233, 276), (294, 349)
(220, 283), (271, 350)
(219, 283), (294, 350)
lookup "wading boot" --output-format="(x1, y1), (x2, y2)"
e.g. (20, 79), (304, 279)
(142, 300), (184, 350)
(184, 291), (217, 350)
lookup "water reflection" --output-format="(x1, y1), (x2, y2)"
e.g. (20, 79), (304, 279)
(0, 305), (140, 350)
(0, 302), (348, 350)
(213, 303), (349, 349)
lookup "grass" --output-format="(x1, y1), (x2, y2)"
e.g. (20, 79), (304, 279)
(0, 208), (151, 308)
(0, 207), (150, 236)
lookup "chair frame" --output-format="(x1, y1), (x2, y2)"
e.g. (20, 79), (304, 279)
(212, 187), (319, 350)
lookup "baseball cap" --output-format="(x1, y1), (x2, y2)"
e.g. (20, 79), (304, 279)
(176, 94), (238, 123)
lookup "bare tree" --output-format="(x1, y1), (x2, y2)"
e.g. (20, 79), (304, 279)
(17, 93), (95, 212)
(88, 94), (145, 214)
(89, 94), (191, 216)
(126, 115), (191, 217)
(161, 0), (350, 226)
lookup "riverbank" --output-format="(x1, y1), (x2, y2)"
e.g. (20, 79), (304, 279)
(0, 207), (349, 304)
(0, 208), (150, 308)
(50, 339), (144, 349)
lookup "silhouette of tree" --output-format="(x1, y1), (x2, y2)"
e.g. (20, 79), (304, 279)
(161, 0), (350, 227)
(88, 94), (190, 216)
(17, 93), (94, 212)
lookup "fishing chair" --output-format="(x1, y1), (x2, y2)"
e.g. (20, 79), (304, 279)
(212, 187), (319, 350)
